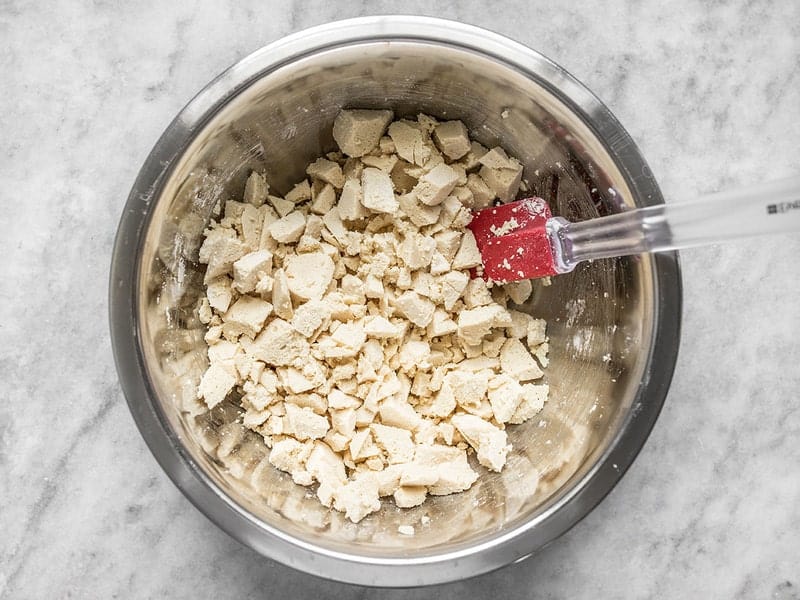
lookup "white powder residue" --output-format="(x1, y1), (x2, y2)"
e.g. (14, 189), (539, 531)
(489, 217), (520, 237)
(565, 298), (586, 328)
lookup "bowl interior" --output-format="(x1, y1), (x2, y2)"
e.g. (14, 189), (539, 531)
(136, 40), (656, 558)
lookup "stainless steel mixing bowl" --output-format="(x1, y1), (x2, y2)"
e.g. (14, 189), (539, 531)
(109, 16), (681, 586)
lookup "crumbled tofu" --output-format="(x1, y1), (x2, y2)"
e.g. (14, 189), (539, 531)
(333, 474), (381, 523)
(419, 445), (478, 495)
(379, 398), (422, 431)
(439, 270), (469, 311)
(240, 204), (264, 250)
(397, 523), (417, 535)
(445, 370), (488, 411)
(364, 315), (400, 338)
(463, 278), (493, 308)
(534, 341), (549, 368)
(466, 173), (495, 208)
(361, 167), (398, 214)
(268, 438), (313, 485)
(333, 109), (394, 157)
(331, 322), (367, 353)
(429, 251), (450, 275)
(197, 110), (548, 523)
(398, 232), (436, 270)
(427, 309), (458, 338)
(432, 120), (471, 160)
(364, 275), (384, 298)
(199, 228), (246, 283)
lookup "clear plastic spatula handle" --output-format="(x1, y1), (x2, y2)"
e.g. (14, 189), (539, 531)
(549, 176), (800, 274)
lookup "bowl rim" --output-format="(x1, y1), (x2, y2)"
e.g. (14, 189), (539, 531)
(109, 15), (682, 587)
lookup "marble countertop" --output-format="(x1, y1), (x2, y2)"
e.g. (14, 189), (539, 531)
(2, 1), (799, 598)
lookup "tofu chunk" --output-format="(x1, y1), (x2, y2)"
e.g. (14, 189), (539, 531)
(222, 296), (273, 338)
(363, 315), (400, 338)
(306, 157), (345, 189)
(243, 171), (269, 207)
(451, 230), (482, 270)
(411, 163), (460, 206)
(232, 249), (273, 293)
(457, 305), (510, 345)
(338, 178), (368, 220)
(432, 120), (471, 160)
(438, 270), (469, 311)
(478, 147), (523, 202)
(332, 474), (381, 523)
(387, 120), (431, 166)
(310, 183), (336, 215)
(487, 374), (525, 423)
(333, 109), (394, 157)
(509, 383), (549, 424)
(290, 300), (330, 338)
(284, 252), (335, 300)
(395, 291), (435, 328)
(450, 413), (510, 472)
(361, 167), (398, 214)
(206, 276), (233, 313)
(269, 438), (313, 485)
(269, 211), (306, 244)
(504, 279), (533, 305)
(250, 318), (309, 366)
(499, 338), (543, 381)
(283, 403), (330, 441)
(285, 180), (312, 204)
(198, 362), (236, 409)
(370, 423), (415, 464)
(271, 268), (293, 320)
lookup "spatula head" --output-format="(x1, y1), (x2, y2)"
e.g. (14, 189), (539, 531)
(467, 197), (558, 282)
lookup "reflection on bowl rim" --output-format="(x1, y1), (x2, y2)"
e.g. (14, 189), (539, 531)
(109, 15), (681, 587)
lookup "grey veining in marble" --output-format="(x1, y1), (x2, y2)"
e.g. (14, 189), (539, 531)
(1, 1), (799, 598)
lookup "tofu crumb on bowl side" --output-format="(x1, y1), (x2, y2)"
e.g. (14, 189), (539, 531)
(195, 110), (550, 523)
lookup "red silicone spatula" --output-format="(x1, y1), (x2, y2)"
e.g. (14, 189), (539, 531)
(468, 177), (800, 283)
